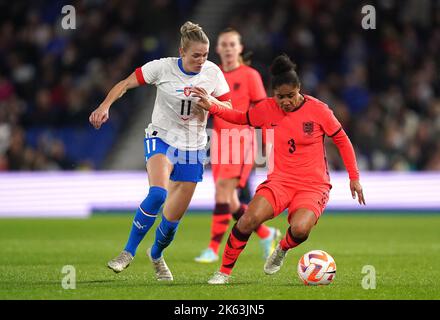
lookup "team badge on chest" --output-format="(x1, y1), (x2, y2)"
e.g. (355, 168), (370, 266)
(303, 122), (314, 135)
(183, 87), (192, 97)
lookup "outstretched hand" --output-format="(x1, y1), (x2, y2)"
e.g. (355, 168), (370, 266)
(191, 87), (212, 111)
(350, 179), (366, 205)
(89, 106), (109, 129)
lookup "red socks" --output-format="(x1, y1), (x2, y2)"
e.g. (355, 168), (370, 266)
(255, 224), (271, 239)
(209, 202), (273, 256)
(220, 223), (251, 275)
(232, 203), (271, 239)
(208, 203), (232, 254)
(280, 227), (301, 251)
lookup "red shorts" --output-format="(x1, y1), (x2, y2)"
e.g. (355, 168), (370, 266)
(255, 180), (330, 221)
(212, 162), (253, 189)
(211, 128), (255, 189)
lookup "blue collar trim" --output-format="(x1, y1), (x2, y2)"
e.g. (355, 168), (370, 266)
(178, 58), (199, 76)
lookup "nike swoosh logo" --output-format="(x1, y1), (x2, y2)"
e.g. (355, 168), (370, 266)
(134, 221), (146, 229)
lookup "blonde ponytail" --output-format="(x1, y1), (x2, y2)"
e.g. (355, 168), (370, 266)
(180, 21), (209, 50)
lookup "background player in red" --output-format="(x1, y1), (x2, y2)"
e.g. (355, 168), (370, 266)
(191, 54), (366, 284)
(195, 29), (281, 263)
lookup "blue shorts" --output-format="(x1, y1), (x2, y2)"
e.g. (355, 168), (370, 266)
(144, 135), (206, 183)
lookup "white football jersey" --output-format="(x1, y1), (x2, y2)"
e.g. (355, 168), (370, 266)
(137, 57), (230, 151)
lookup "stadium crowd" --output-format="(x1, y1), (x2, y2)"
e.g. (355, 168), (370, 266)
(0, 0), (439, 171)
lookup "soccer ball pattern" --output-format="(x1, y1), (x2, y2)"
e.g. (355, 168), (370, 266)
(297, 250), (336, 285)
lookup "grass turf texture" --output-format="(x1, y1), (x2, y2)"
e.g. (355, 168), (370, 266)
(0, 213), (439, 300)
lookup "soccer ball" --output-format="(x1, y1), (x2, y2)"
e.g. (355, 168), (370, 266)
(297, 250), (336, 286)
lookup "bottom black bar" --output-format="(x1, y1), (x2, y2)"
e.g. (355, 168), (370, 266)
(1, 300), (439, 318)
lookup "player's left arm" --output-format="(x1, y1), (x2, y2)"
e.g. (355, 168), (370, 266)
(331, 130), (365, 205)
(321, 105), (365, 205)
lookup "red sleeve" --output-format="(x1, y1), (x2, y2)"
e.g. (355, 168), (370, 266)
(247, 99), (271, 127)
(209, 98), (272, 127)
(209, 103), (248, 125)
(135, 67), (146, 85)
(319, 104), (342, 137)
(331, 129), (360, 180)
(216, 91), (231, 102)
(248, 69), (267, 103)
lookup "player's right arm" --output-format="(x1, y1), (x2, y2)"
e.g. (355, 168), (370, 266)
(194, 90), (269, 127)
(90, 59), (162, 130)
(89, 72), (140, 129)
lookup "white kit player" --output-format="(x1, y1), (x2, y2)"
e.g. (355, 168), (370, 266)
(89, 21), (231, 281)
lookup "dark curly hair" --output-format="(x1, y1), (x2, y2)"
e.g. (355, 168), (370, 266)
(270, 54), (300, 89)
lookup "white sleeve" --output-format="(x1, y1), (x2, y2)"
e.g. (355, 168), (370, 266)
(211, 69), (230, 98)
(139, 59), (164, 85)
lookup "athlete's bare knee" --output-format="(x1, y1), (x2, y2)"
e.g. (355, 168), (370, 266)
(215, 192), (230, 204)
(237, 213), (258, 234)
(216, 179), (230, 190)
(290, 224), (311, 242)
(215, 182), (234, 204)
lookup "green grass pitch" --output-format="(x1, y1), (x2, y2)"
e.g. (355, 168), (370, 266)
(1, 212), (439, 300)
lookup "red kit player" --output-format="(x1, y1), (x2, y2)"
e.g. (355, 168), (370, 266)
(191, 54), (366, 284)
(195, 28), (280, 264)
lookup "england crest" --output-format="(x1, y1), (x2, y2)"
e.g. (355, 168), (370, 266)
(303, 122), (314, 135)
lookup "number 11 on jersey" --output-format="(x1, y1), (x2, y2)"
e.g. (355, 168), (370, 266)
(181, 100), (191, 116)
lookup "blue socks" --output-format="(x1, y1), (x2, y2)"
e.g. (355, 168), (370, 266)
(124, 186), (167, 256)
(123, 185), (180, 260)
(150, 215), (180, 260)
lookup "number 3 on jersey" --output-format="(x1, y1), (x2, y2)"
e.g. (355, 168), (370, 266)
(181, 100), (191, 116)
(288, 138), (296, 153)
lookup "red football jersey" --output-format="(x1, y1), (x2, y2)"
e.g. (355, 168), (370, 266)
(209, 94), (359, 187)
(213, 64), (266, 131)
